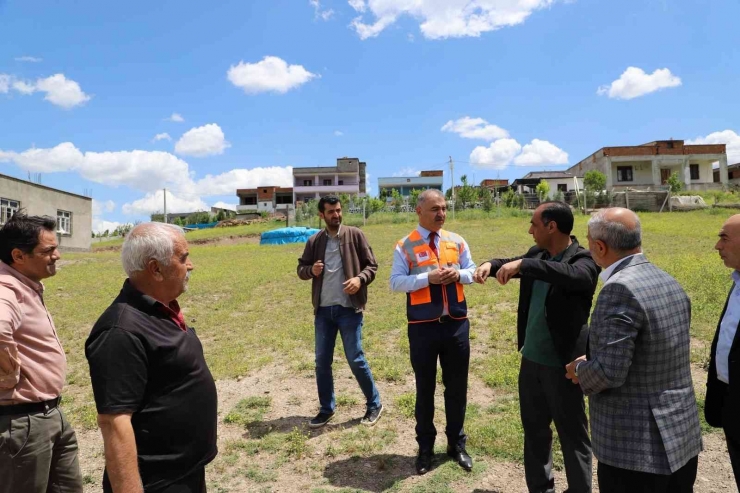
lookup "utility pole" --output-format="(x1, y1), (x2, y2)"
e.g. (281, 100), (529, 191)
(449, 156), (455, 221)
(163, 188), (168, 224)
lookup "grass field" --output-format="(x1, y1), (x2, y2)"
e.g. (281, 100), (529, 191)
(49, 208), (736, 492)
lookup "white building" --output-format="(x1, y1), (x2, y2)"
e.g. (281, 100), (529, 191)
(567, 140), (728, 191)
(512, 171), (583, 197)
(0, 173), (93, 251)
(292, 157), (366, 204)
(377, 170), (444, 197)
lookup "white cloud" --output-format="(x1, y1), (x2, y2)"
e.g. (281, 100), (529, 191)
(15, 56), (42, 63)
(34, 74), (91, 108)
(514, 139), (569, 166)
(12, 80), (35, 94)
(441, 117), (509, 141)
(195, 166), (293, 195)
(92, 219), (122, 234)
(334, 130), (344, 136)
(310, 0), (334, 20)
(165, 113), (185, 122)
(152, 132), (172, 142)
(0, 142), (192, 192)
(92, 199), (116, 216)
(175, 124), (230, 157)
(597, 67), (681, 100)
(227, 56), (318, 94)
(0, 73), (90, 108)
(687, 130), (740, 165)
(470, 138), (523, 169)
(212, 201), (236, 211)
(348, 0), (366, 12)
(122, 190), (209, 215)
(392, 167), (421, 177)
(350, 0), (558, 40)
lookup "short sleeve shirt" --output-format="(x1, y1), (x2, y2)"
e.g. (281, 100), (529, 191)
(85, 280), (218, 491)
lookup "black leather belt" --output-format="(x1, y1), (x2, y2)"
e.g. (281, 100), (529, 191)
(0, 396), (60, 416)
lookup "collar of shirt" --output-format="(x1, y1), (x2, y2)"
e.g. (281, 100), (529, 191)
(0, 261), (44, 295)
(416, 224), (439, 243)
(732, 270), (740, 288)
(325, 224), (342, 239)
(121, 280), (188, 331)
(599, 253), (639, 283)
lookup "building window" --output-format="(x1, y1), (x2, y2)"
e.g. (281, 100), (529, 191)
(242, 196), (257, 205)
(0, 198), (20, 225)
(57, 210), (72, 235)
(338, 180), (343, 185)
(617, 166), (633, 182)
(557, 184), (568, 192)
(323, 179), (332, 186)
(303, 180), (312, 186)
(690, 164), (700, 180)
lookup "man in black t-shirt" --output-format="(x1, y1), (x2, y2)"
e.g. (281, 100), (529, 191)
(86, 223), (218, 493)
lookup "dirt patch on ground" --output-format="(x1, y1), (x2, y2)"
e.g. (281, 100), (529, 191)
(76, 362), (738, 493)
(189, 234), (262, 247)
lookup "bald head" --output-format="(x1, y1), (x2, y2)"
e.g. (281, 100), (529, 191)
(716, 214), (740, 270)
(417, 188), (446, 207)
(588, 207), (642, 254)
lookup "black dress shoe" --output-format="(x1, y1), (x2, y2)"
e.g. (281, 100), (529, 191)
(415, 449), (433, 475)
(447, 445), (473, 471)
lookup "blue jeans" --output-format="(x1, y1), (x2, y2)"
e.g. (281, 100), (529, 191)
(315, 305), (381, 414)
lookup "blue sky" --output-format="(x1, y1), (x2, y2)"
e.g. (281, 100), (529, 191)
(1, 0), (739, 231)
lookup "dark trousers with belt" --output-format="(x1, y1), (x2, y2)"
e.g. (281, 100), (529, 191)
(408, 317), (470, 451)
(719, 382), (740, 490)
(519, 357), (592, 493)
(0, 399), (82, 493)
(597, 455), (698, 493)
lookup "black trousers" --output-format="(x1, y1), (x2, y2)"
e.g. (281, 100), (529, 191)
(597, 456), (698, 493)
(104, 466), (206, 493)
(727, 431), (740, 491)
(408, 318), (470, 451)
(519, 357), (592, 493)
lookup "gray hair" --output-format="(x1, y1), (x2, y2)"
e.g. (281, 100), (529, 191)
(417, 189), (446, 207)
(587, 209), (642, 252)
(122, 222), (185, 277)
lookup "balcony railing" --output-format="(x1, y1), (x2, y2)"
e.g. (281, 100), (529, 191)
(292, 184), (360, 193)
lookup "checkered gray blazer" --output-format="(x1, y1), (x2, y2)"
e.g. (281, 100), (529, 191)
(578, 254), (702, 475)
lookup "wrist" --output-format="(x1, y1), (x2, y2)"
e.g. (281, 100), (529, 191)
(575, 361), (584, 376)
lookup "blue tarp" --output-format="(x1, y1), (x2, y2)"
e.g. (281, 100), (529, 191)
(187, 222), (219, 230)
(260, 227), (320, 245)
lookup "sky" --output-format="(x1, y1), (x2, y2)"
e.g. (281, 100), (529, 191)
(1, 0), (739, 232)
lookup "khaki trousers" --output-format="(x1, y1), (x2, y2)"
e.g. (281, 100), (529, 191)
(0, 406), (83, 493)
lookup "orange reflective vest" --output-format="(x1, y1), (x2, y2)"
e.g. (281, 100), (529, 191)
(397, 229), (468, 323)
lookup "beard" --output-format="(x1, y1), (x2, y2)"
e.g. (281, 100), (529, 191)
(182, 270), (191, 292)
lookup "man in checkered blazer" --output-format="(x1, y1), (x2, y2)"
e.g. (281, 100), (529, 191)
(565, 207), (702, 493)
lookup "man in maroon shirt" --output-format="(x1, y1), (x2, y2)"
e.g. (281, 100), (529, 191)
(87, 222), (218, 493)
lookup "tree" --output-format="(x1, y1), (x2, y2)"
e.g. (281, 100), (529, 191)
(457, 175), (476, 209)
(535, 180), (551, 201)
(666, 172), (684, 193)
(174, 217), (185, 227)
(408, 188), (422, 208)
(390, 188), (404, 208)
(583, 170), (607, 192)
(481, 188), (494, 212)
(338, 193), (351, 208)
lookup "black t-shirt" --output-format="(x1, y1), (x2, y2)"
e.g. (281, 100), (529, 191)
(86, 280), (218, 492)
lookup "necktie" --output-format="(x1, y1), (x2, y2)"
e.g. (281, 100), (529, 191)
(428, 231), (438, 258)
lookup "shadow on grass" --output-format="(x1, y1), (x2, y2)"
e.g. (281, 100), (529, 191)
(323, 454), (419, 492)
(245, 415), (362, 438)
(471, 490), (505, 493)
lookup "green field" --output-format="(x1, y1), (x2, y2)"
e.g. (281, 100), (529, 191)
(50, 209), (734, 492)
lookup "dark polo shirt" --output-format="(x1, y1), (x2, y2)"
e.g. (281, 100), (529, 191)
(86, 280), (218, 492)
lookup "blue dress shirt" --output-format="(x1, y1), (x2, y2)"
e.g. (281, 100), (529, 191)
(389, 225), (476, 295)
(717, 271), (740, 384)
